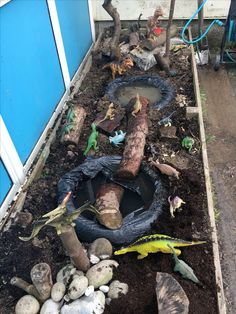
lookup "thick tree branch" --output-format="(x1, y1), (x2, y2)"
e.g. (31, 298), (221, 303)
(102, 0), (121, 59)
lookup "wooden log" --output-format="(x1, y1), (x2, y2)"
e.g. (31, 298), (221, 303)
(95, 183), (124, 230)
(61, 106), (86, 145)
(102, 0), (121, 59)
(10, 277), (43, 302)
(59, 225), (90, 272)
(116, 96), (149, 179)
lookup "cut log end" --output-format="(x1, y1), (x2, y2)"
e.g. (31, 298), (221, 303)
(95, 183), (124, 230)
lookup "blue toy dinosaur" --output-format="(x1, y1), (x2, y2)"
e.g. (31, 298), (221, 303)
(109, 130), (126, 146)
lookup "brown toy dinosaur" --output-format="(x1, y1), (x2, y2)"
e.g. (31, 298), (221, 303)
(97, 103), (115, 125)
(102, 57), (134, 79)
(132, 94), (142, 117)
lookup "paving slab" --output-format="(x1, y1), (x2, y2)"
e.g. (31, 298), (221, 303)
(198, 66), (236, 314)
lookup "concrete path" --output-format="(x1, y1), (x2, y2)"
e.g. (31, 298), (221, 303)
(198, 66), (236, 314)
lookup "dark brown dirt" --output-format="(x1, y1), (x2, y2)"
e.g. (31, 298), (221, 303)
(0, 50), (218, 314)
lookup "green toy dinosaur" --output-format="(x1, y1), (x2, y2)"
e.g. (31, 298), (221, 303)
(61, 107), (76, 137)
(181, 136), (195, 151)
(84, 123), (99, 156)
(114, 234), (206, 260)
(19, 193), (99, 240)
(168, 244), (201, 284)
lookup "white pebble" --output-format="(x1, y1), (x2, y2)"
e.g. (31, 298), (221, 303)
(90, 254), (100, 264)
(85, 285), (95, 296)
(15, 295), (40, 314)
(99, 285), (109, 293)
(51, 282), (66, 302)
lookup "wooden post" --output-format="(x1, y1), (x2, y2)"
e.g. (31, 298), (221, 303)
(165, 0), (176, 60)
(59, 225), (90, 271)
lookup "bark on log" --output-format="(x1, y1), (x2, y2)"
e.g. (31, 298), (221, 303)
(30, 263), (53, 302)
(61, 106), (86, 145)
(102, 0), (121, 59)
(95, 183), (124, 230)
(116, 96), (149, 179)
(59, 225), (90, 271)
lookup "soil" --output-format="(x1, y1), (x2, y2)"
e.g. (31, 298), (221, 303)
(0, 50), (218, 314)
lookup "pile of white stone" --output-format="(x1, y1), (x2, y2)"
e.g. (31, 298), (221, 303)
(15, 238), (128, 314)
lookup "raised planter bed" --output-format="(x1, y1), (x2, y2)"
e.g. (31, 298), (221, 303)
(0, 32), (225, 314)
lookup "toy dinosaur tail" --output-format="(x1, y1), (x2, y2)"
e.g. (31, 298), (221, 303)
(114, 247), (133, 256)
(174, 240), (206, 248)
(102, 63), (110, 70)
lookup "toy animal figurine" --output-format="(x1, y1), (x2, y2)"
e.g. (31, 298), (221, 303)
(146, 7), (164, 38)
(109, 130), (126, 146)
(19, 194), (99, 239)
(114, 234), (206, 260)
(168, 196), (186, 219)
(132, 94), (142, 117)
(60, 107), (76, 137)
(182, 136), (195, 152)
(168, 244), (201, 284)
(150, 159), (180, 179)
(158, 110), (176, 127)
(97, 103), (115, 125)
(102, 57), (134, 80)
(84, 123), (99, 156)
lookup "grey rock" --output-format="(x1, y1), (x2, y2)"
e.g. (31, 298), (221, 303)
(15, 295), (40, 314)
(61, 291), (105, 314)
(86, 260), (118, 289)
(156, 272), (189, 314)
(108, 280), (129, 299)
(56, 264), (76, 285)
(68, 276), (88, 300)
(40, 299), (60, 314)
(51, 282), (66, 302)
(88, 238), (113, 260)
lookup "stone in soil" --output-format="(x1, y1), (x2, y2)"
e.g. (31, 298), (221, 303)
(40, 299), (60, 314)
(159, 126), (177, 139)
(156, 272), (189, 314)
(51, 282), (66, 302)
(15, 295), (40, 314)
(108, 280), (129, 299)
(94, 111), (124, 135)
(61, 291), (105, 314)
(68, 276), (88, 300)
(87, 239), (113, 258)
(86, 260), (119, 289)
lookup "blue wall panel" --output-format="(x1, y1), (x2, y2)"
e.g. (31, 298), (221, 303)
(0, 160), (12, 205)
(56, 0), (92, 78)
(0, 0), (65, 164)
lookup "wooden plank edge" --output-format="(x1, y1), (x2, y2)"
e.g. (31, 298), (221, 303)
(189, 28), (227, 314)
(0, 47), (94, 232)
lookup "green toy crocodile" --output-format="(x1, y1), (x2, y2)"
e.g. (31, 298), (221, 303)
(60, 107), (76, 137)
(84, 123), (99, 156)
(114, 234), (206, 260)
(168, 244), (201, 284)
(181, 136), (195, 152)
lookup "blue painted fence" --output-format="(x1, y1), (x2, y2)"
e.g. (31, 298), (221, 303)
(0, 0), (93, 210)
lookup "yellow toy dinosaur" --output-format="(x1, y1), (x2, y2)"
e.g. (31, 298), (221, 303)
(97, 103), (115, 125)
(114, 233), (206, 259)
(131, 94), (142, 117)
